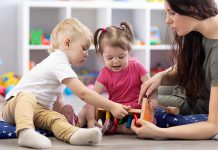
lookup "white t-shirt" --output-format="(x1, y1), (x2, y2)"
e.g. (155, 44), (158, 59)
(6, 50), (77, 109)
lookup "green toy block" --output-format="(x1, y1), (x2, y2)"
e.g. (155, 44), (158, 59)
(30, 29), (43, 45)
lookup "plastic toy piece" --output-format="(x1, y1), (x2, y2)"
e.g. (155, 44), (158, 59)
(106, 111), (110, 120)
(30, 29), (42, 45)
(133, 113), (138, 126)
(42, 35), (50, 45)
(97, 98), (155, 128)
(118, 119), (123, 124)
(101, 111), (111, 133)
(64, 87), (73, 95)
(140, 98), (153, 123)
(126, 115), (133, 128)
(114, 117), (118, 125)
(0, 86), (6, 96)
(1, 72), (19, 87)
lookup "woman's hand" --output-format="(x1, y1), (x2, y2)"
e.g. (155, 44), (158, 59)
(138, 72), (164, 104)
(131, 119), (162, 139)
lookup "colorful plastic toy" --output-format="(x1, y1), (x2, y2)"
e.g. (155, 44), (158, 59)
(29, 61), (36, 70)
(96, 98), (180, 130)
(64, 87), (73, 95)
(0, 72), (20, 96)
(30, 29), (43, 45)
(150, 26), (161, 45)
(126, 115), (133, 128)
(0, 86), (6, 96)
(42, 35), (50, 45)
(4, 85), (15, 96)
(97, 98), (155, 129)
(1, 72), (19, 87)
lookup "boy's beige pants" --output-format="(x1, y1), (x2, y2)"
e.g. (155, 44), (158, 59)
(2, 91), (79, 142)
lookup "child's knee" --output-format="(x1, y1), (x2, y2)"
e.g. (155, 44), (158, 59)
(16, 91), (38, 105)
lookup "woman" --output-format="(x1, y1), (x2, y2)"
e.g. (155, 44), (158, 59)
(131, 0), (218, 139)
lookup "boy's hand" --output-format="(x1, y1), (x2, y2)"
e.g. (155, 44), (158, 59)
(110, 103), (130, 119)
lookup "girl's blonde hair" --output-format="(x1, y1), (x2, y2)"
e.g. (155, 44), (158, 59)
(49, 18), (93, 53)
(94, 22), (134, 54)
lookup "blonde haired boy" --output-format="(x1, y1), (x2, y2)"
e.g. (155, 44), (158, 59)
(3, 18), (129, 149)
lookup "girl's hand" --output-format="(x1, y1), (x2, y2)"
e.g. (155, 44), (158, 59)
(131, 119), (162, 139)
(138, 73), (163, 104)
(110, 103), (130, 119)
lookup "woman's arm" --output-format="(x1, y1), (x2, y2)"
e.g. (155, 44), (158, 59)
(132, 86), (218, 139)
(159, 66), (178, 86)
(139, 66), (177, 100)
(140, 74), (158, 109)
(86, 81), (105, 128)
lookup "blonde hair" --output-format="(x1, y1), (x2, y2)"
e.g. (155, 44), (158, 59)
(49, 18), (93, 53)
(94, 22), (134, 55)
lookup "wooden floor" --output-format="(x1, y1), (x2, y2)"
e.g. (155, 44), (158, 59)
(0, 135), (218, 150)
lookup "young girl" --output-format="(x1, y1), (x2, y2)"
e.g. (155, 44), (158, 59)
(132, 0), (218, 140)
(2, 18), (129, 149)
(85, 22), (158, 134)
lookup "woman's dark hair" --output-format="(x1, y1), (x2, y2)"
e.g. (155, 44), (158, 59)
(94, 22), (134, 54)
(167, 0), (218, 99)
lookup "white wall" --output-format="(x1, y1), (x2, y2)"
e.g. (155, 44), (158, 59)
(0, 0), (22, 74)
(0, 0), (218, 75)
